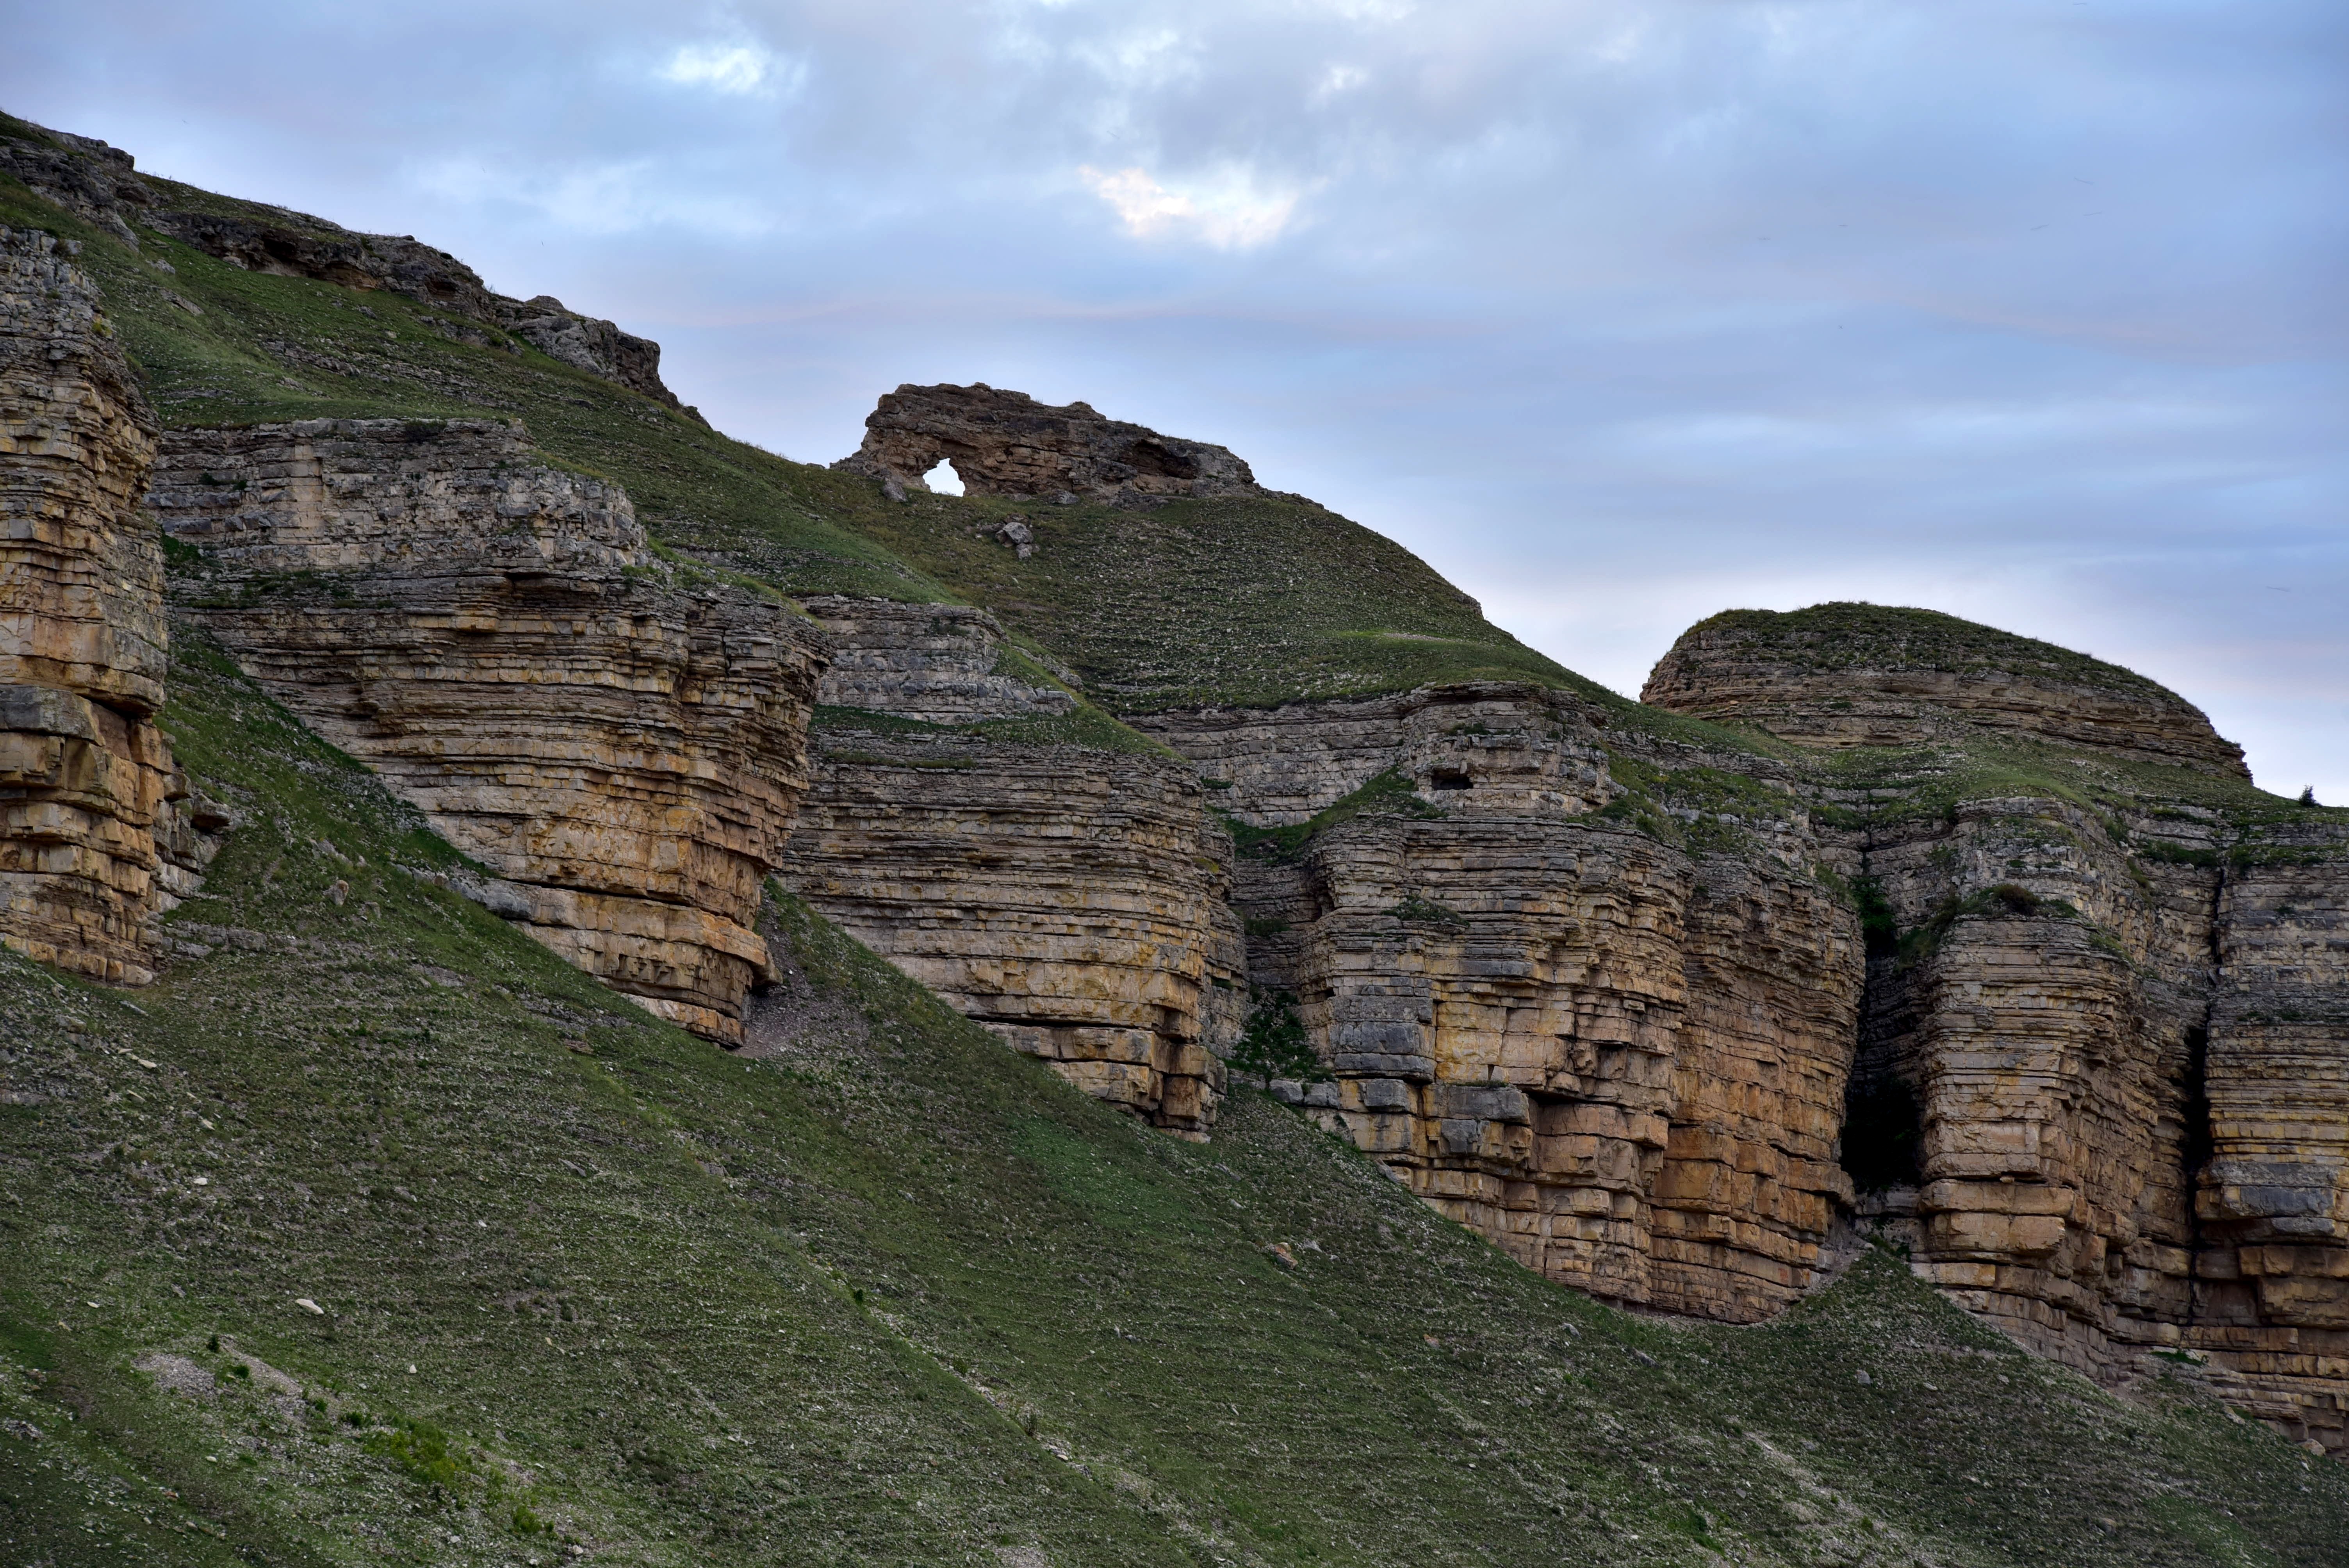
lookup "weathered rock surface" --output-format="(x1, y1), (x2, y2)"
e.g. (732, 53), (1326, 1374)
(832, 384), (1262, 505)
(1643, 603), (2250, 778)
(802, 595), (1077, 723)
(782, 718), (1241, 1135)
(148, 417), (823, 1042)
(1154, 683), (1866, 1318)
(0, 226), (187, 982)
(1649, 607), (2349, 1450)
(1134, 682), (1613, 827)
(0, 129), (154, 250)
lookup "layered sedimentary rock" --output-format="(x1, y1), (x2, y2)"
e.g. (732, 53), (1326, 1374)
(1644, 603), (2250, 777)
(0, 118), (692, 412)
(2195, 832), (2349, 1449)
(780, 602), (1241, 1133)
(0, 225), (182, 982)
(1134, 681), (1612, 825)
(802, 595), (1077, 724)
(784, 721), (1242, 1136)
(1647, 604), (2349, 1450)
(1160, 682), (1864, 1319)
(148, 418), (823, 1042)
(832, 383), (1262, 504)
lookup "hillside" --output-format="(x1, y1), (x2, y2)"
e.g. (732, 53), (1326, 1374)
(6, 631), (2346, 1567)
(3, 109), (2347, 1566)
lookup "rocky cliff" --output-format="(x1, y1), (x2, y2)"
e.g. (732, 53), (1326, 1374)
(147, 418), (823, 1042)
(7, 102), (2347, 1482)
(0, 116), (696, 414)
(0, 225), (199, 983)
(1142, 682), (1863, 1319)
(832, 382), (1262, 504)
(1646, 603), (2349, 1450)
(781, 595), (1241, 1133)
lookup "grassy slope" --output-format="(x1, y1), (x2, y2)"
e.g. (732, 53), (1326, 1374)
(1668, 604), (2197, 702)
(0, 110), (929, 604)
(1, 110), (1623, 719)
(841, 486), (1584, 713)
(4, 631), (2345, 1568)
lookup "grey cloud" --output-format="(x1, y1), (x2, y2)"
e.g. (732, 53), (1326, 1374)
(6, 0), (2342, 794)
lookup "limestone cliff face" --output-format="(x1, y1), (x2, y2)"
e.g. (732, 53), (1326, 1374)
(1646, 604), (2349, 1451)
(802, 596), (1078, 724)
(1156, 683), (1864, 1319)
(0, 226), (186, 982)
(779, 600), (1240, 1133)
(784, 723), (1240, 1136)
(1133, 682), (1613, 827)
(147, 418), (823, 1042)
(832, 383), (1262, 504)
(1643, 603), (2249, 778)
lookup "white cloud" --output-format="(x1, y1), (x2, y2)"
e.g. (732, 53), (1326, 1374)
(1312, 63), (1368, 102)
(660, 41), (779, 96)
(1079, 164), (1305, 249)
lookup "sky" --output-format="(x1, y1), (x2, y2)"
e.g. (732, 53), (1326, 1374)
(10, 1), (2345, 799)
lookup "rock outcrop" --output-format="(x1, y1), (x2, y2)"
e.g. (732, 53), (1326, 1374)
(0, 118), (694, 413)
(1643, 603), (2250, 778)
(802, 596), (1078, 724)
(1647, 603), (2349, 1450)
(832, 384), (1262, 504)
(784, 721), (1242, 1136)
(775, 596), (1249, 1126)
(148, 418), (823, 1042)
(1153, 682), (1864, 1319)
(779, 602), (1241, 1133)
(0, 226), (185, 982)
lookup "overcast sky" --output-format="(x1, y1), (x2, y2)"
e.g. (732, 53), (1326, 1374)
(11, 2), (2344, 798)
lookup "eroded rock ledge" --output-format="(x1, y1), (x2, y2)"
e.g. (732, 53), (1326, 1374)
(832, 383), (1262, 504)
(148, 418), (823, 1042)
(1644, 602), (2349, 1451)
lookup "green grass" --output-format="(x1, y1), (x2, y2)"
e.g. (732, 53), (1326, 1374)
(839, 486), (1592, 713)
(5, 626), (2346, 1566)
(0, 123), (942, 604)
(1669, 603), (2201, 703)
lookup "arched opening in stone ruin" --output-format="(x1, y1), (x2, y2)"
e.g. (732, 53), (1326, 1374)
(923, 459), (965, 495)
(1839, 1073), (1924, 1192)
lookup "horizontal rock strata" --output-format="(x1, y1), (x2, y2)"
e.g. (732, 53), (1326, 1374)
(1171, 683), (1864, 1319)
(148, 418), (823, 1042)
(802, 595), (1077, 724)
(1649, 610), (2347, 1451)
(1643, 603), (2249, 777)
(0, 226), (184, 983)
(1133, 682), (1613, 827)
(783, 718), (1241, 1135)
(832, 383), (1261, 504)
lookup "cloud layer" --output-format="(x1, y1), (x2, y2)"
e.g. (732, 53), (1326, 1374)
(9, 0), (2344, 795)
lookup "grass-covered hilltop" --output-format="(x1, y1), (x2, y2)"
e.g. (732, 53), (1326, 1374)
(4, 109), (2347, 1568)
